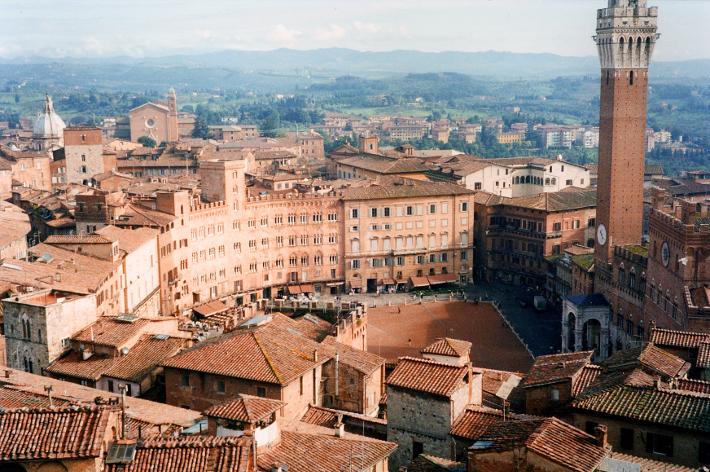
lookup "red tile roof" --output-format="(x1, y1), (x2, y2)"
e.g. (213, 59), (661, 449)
(386, 357), (470, 398)
(472, 417), (607, 472)
(300, 405), (340, 428)
(698, 342), (710, 368)
(204, 395), (284, 423)
(0, 386), (70, 409)
(105, 436), (253, 472)
(649, 327), (710, 348)
(572, 384), (710, 433)
(676, 378), (710, 395)
(572, 365), (603, 396)
(48, 335), (186, 382)
(603, 344), (690, 379)
(450, 406), (537, 440)
(521, 351), (593, 388)
(73, 317), (150, 349)
(0, 405), (111, 460)
(256, 431), (396, 472)
(407, 454), (466, 472)
(163, 322), (325, 386)
(606, 451), (695, 471)
(525, 418), (608, 472)
(421, 338), (472, 358)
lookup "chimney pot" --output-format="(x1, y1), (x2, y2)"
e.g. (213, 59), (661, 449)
(594, 424), (608, 448)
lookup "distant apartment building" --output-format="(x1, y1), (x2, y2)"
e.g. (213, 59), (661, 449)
(0, 145), (52, 191)
(536, 124), (580, 149)
(496, 131), (524, 145)
(63, 127), (116, 185)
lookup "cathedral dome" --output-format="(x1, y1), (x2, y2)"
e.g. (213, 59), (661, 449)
(33, 94), (66, 139)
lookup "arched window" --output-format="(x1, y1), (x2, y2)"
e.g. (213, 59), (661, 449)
(350, 239), (360, 253)
(428, 234), (437, 249)
(629, 70), (634, 86)
(525, 175), (531, 184)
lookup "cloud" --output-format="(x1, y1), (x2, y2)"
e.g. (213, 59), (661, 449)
(353, 21), (381, 34)
(271, 24), (302, 46)
(313, 24), (347, 42)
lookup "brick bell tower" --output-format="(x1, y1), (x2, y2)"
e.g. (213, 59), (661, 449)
(593, 0), (659, 265)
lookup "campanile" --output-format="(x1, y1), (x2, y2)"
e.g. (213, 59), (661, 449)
(593, 0), (659, 264)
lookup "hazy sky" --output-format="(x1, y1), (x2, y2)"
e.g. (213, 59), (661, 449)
(2, 0), (708, 61)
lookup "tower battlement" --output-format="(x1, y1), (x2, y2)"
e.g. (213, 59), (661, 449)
(595, 0), (659, 69)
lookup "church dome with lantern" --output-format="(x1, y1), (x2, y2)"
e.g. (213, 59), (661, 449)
(33, 94), (66, 151)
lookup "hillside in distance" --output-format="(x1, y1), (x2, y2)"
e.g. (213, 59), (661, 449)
(2, 48), (709, 87)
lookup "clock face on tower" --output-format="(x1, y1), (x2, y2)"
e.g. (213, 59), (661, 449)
(661, 241), (670, 267)
(597, 224), (607, 246)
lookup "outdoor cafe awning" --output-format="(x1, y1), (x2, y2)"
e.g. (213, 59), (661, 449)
(382, 278), (397, 286)
(427, 274), (458, 285)
(350, 278), (363, 289)
(410, 276), (430, 288)
(287, 285), (302, 295)
(300, 284), (315, 294)
(193, 300), (228, 318)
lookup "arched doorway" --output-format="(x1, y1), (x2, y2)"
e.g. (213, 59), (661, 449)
(567, 313), (576, 350)
(582, 319), (602, 354)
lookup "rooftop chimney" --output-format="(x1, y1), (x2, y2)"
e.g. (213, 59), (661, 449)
(594, 424), (608, 448)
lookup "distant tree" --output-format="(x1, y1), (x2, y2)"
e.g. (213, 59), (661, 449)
(181, 104), (194, 113)
(262, 110), (281, 138)
(137, 136), (157, 148)
(192, 116), (209, 138)
(14, 93), (20, 104)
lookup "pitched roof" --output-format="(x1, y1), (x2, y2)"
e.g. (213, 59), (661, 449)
(571, 365), (603, 396)
(473, 417), (607, 472)
(604, 452), (694, 472)
(571, 384), (710, 433)
(649, 327), (710, 349)
(0, 405), (111, 460)
(105, 436), (253, 472)
(602, 344), (690, 379)
(44, 234), (113, 244)
(74, 317), (150, 349)
(0, 386), (70, 409)
(450, 406), (532, 440)
(386, 357), (469, 398)
(321, 336), (385, 375)
(338, 154), (429, 174)
(406, 454), (466, 472)
(521, 351), (593, 388)
(505, 188), (597, 212)
(96, 225), (158, 254)
(341, 176), (474, 201)
(525, 418), (608, 472)
(204, 395), (284, 423)
(47, 335), (186, 382)
(256, 430), (396, 472)
(421, 338), (472, 358)
(163, 321), (325, 386)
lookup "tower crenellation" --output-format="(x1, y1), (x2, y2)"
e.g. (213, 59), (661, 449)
(595, 0), (659, 69)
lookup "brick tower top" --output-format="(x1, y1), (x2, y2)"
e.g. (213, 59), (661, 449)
(595, 0), (659, 69)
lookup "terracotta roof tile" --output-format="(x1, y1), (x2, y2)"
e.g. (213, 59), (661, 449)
(675, 378), (710, 395)
(406, 454), (466, 472)
(386, 357), (469, 398)
(649, 327), (710, 348)
(451, 406), (518, 440)
(105, 436), (253, 472)
(421, 338), (472, 358)
(0, 405), (111, 460)
(45, 234), (113, 244)
(341, 176), (473, 201)
(605, 451), (695, 471)
(321, 337), (385, 375)
(572, 365), (603, 396)
(602, 344), (690, 379)
(74, 317), (151, 349)
(697, 342), (710, 368)
(521, 351), (593, 388)
(300, 405), (340, 428)
(0, 386), (70, 409)
(256, 430), (396, 472)
(572, 384), (710, 433)
(163, 322), (325, 386)
(204, 395), (284, 423)
(525, 418), (608, 472)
